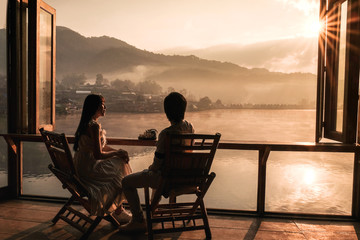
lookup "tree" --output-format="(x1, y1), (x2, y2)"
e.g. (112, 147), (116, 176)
(167, 87), (175, 94)
(214, 99), (224, 108)
(56, 79), (66, 90)
(136, 80), (162, 94)
(111, 79), (136, 91)
(179, 89), (187, 97)
(197, 96), (212, 110)
(61, 73), (86, 89)
(95, 73), (109, 86)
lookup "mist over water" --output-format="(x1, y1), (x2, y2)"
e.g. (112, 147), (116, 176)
(19, 109), (353, 215)
(54, 109), (316, 142)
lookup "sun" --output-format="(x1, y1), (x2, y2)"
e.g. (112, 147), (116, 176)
(307, 19), (325, 37)
(305, 21), (324, 37)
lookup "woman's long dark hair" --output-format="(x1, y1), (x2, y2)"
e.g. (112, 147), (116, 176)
(74, 94), (103, 151)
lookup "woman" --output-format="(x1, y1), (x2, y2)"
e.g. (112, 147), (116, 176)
(73, 94), (132, 223)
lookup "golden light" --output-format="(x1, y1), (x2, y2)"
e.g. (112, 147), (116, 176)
(303, 168), (316, 185)
(308, 19), (325, 36)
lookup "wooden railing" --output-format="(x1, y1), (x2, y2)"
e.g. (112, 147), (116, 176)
(1, 133), (360, 220)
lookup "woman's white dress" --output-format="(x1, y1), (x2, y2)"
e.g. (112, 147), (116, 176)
(73, 120), (132, 215)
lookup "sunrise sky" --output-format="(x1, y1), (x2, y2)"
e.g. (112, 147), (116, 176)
(0, 0), (320, 73)
(40, 0), (320, 52)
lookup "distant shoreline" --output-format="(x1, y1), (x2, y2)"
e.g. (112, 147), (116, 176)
(55, 106), (316, 116)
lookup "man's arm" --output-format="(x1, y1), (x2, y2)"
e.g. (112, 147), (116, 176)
(148, 130), (166, 171)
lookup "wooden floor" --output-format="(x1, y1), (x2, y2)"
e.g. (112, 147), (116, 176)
(0, 200), (360, 240)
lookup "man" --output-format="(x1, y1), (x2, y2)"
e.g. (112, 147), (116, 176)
(119, 92), (194, 232)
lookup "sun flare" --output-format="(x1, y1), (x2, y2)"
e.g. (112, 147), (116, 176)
(307, 19), (325, 36)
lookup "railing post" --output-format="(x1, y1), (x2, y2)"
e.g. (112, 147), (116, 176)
(8, 139), (22, 198)
(257, 146), (270, 216)
(352, 146), (360, 218)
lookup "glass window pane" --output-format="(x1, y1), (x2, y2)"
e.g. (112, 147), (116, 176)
(266, 151), (353, 215)
(22, 142), (70, 197)
(336, 1), (347, 132)
(39, 9), (52, 125)
(0, 139), (7, 188)
(0, 0), (7, 188)
(206, 150), (258, 210)
(22, 142), (155, 198)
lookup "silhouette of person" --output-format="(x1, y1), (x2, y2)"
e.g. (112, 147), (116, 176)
(73, 94), (132, 223)
(119, 92), (194, 232)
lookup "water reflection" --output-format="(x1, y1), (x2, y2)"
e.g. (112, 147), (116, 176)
(266, 151), (353, 215)
(303, 167), (316, 185)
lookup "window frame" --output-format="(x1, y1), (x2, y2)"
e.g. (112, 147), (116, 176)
(28, 0), (56, 133)
(316, 0), (360, 144)
(6, 0), (55, 197)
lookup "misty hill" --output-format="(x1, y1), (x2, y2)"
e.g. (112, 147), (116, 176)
(56, 27), (249, 76)
(0, 27), (317, 104)
(160, 37), (318, 74)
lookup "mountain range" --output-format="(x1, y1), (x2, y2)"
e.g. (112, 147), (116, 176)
(160, 37), (318, 74)
(0, 27), (317, 104)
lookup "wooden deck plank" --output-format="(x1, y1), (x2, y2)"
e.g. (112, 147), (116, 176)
(1, 199), (360, 240)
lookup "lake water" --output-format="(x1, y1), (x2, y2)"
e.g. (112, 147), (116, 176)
(3, 109), (354, 215)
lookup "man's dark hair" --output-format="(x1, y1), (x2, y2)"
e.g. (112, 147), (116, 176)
(164, 92), (187, 123)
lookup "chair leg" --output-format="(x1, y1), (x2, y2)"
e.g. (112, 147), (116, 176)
(169, 194), (176, 203)
(52, 196), (76, 224)
(79, 216), (102, 240)
(144, 187), (154, 240)
(190, 175), (215, 216)
(200, 200), (211, 239)
(104, 213), (120, 227)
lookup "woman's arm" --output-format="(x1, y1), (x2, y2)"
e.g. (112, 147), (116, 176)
(103, 144), (129, 162)
(89, 123), (127, 160)
(103, 145), (117, 152)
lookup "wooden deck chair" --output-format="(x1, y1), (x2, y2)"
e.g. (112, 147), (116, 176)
(144, 133), (221, 240)
(39, 128), (119, 240)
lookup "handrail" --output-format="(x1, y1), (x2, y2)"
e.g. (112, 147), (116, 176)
(1, 133), (358, 152)
(2, 133), (360, 219)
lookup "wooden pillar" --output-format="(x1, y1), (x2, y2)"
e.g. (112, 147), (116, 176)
(352, 147), (360, 218)
(257, 146), (270, 216)
(8, 139), (22, 197)
(6, 0), (26, 199)
(343, 0), (360, 143)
